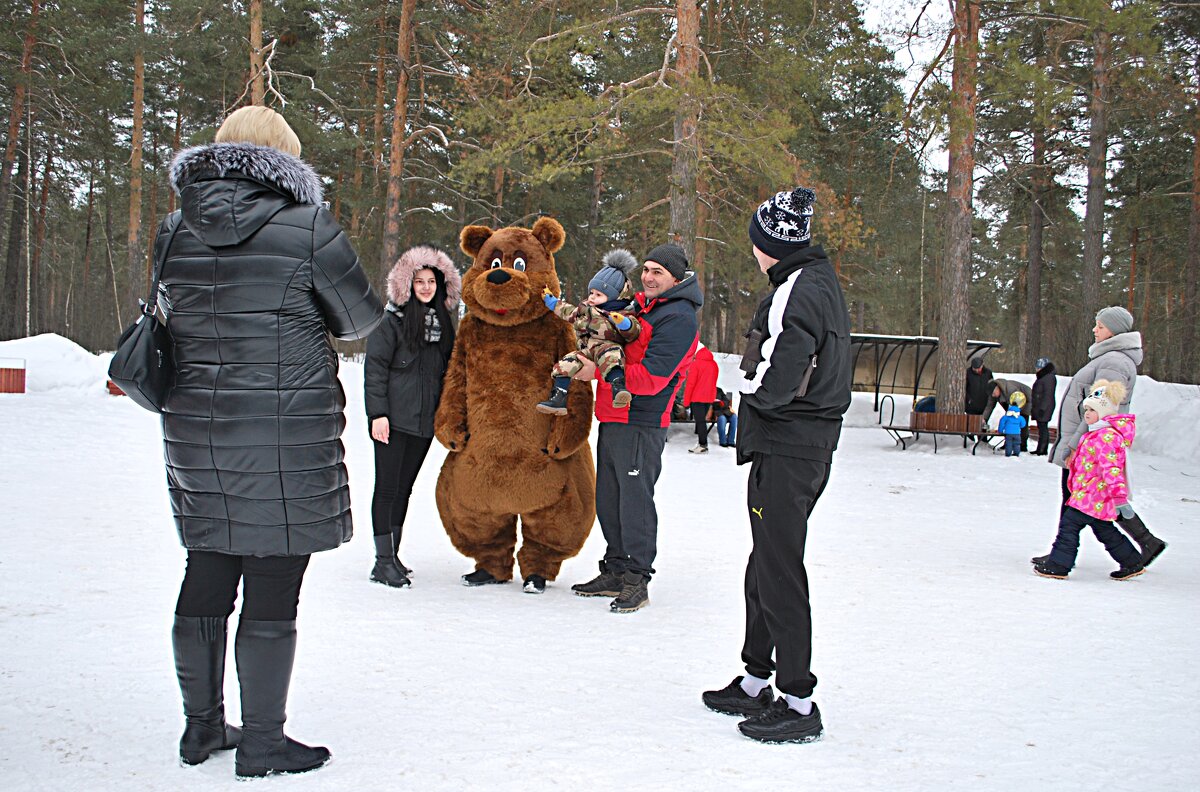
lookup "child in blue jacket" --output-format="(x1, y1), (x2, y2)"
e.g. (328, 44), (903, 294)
(998, 400), (1028, 457)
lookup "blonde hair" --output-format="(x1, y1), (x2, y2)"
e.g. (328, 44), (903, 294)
(214, 106), (301, 157)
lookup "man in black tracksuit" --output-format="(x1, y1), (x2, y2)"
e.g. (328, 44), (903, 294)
(702, 187), (851, 744)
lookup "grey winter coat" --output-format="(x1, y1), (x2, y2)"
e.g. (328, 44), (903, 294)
(983, 378), (1033, 422)
(1049, 331), (1143, 467)
(160, 142), (383, 556)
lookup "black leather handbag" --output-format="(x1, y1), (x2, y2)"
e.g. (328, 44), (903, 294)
(108, 216), (182, 412)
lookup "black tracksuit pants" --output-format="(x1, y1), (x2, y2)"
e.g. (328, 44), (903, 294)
(175, 550), (310, 621)
(595, 422), (667, 579)
(741, 453), (830, 699)
(371, 431), (434, 538)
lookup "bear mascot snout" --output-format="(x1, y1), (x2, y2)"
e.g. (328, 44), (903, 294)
(433, 217), (596, 586)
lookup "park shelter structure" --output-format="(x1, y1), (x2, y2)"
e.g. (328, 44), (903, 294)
(850, 334), (1002, 411)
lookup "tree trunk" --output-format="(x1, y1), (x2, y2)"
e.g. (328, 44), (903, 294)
(4, 146), (30, 338)
(0, 0), (41, 326)
(127, 0), (146, 310)
(32, 144), (52, 333)
(169, 87), (182, 214)
(933, 0), (979, 413)
(1184, 54), (1200, 377)
(668, 0), (700, 263)
(249, 0), (265, 105)
(1081, 27), (1111, 342)
(1025, 124), (1047, 368)
(380, 0), (416, 273)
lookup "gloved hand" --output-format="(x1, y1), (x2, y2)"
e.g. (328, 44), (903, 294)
(542, 288), (558, 310)
(610, 312), (632, 331)
(1116, 503), (1135, 520)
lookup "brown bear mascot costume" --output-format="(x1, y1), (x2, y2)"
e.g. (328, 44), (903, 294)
(433, 217), (596, 593)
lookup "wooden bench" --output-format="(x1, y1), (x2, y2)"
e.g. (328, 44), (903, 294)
(883, 411), (1001, 455)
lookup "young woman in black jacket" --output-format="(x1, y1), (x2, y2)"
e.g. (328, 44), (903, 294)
(364, 245), (461, 587)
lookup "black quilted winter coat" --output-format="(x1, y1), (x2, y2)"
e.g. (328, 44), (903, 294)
(158, 142), (383, 556)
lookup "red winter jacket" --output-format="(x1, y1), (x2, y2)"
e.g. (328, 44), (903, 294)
(683, 347), (719, 405)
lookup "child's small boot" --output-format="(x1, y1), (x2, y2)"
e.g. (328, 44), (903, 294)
(536, 377), (570, 416)
(608, 374), (632, 409)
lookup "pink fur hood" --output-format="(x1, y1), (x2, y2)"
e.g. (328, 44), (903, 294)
(386, 245), (462, 310)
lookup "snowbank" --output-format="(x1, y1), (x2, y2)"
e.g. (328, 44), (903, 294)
(0, 333), (111, 395)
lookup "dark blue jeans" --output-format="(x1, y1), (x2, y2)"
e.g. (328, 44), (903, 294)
(1004, 435), (1020, 456)
(1049, 507), (1139, 571)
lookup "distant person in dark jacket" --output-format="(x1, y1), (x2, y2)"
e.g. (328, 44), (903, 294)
(965, 357), (993, 415)
(364, 245), (461, 588)
(1031, 357), (1057, 455)
(714, 387), (737, 447)
(703, 186), (851, 745)
(159, 106), (382, 778)
(984, 378), (1033, 451)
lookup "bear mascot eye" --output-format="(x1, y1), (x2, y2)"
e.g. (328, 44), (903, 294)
(513, 257), (526, 271)
(490, 257), (503, 269)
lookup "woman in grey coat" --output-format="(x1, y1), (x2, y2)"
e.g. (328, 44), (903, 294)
(1044, 306), (1166, 569)
(160, 107), (382, 778)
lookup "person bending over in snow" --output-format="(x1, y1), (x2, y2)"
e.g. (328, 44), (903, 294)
(1032, 380), (1145, 581)
(537, 249), (641, 415)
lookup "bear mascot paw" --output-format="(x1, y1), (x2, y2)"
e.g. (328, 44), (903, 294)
(433, 216), (596, 586)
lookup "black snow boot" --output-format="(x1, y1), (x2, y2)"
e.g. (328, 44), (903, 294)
(571, 562), (624, 597)
(610, 571), (649, 613)
(738, 699), (824, 744)
(462, 568), (509, 586)
(233, 619), (331, 779)
(173, 616), (241, 765)
(523, 574), (547, 594)
(390, 526), (412, 577)
(370, 534), (411, 588)
(535, 383), (569, 416)
(608, 374), (632, 409)
(1033, 559), (1070, 579)
(1117, 513), (1167, 569)
(702, 677), (774, 717)
(1110, 564), (1146, 581)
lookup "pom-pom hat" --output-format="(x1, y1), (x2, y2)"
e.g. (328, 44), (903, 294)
(749, 187), (816, 260)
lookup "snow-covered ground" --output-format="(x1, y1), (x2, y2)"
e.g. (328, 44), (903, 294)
(2, 335), (1198, 791)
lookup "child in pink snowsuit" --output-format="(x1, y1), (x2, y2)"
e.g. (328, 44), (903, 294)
(1033, 380), (1143, 581)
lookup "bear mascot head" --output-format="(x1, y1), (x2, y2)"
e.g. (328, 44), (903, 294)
(433, 217), (596, 588)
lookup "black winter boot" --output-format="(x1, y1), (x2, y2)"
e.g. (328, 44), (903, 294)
(370, 534), (411, 588)
(390, 526), (412, 577)
(173, 616), (241, 765)
(608, 374), (632, 409)
(535, 384), (569, 416)
(234, 619), (330, 779)
(462, 568), (509, 586)
(702, 677), (774, 717)
(610, 572), (649, 613)
(571, 562), (623, 597)
(1117, 513), (1167, 569)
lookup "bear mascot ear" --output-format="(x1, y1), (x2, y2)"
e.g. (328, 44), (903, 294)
(531, 217), (565, 255)
(460, 225), (495, 258)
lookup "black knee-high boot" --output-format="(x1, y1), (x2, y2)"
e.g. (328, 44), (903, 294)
(1117, 513), (1167, 568)
(233, 619), (330, 778)
(173, 616), (242, 765)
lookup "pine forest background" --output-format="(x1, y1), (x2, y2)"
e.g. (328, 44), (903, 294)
(1, 0), (1197, 385)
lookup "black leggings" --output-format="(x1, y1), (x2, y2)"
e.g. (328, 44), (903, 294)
(175, 550), (310, 621)
(371, 431), (434, 538)
(691, 403), (712, 447)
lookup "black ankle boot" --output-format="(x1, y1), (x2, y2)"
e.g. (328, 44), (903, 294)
(234, 619), (330, 778)
(370, 534), (411, 587)
(390, 526), (412, 576)
(173, 615), (241, 765)
(536, 384), (569, 415)
(608, 375), (632, 409)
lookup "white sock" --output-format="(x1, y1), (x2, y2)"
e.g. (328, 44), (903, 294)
(740, 674), (770, 697)
(784, 694), (813, 716)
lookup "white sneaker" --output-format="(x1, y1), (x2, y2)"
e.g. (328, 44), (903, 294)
(689, 445), (709, 454)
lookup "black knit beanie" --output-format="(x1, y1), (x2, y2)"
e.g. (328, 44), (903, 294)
(749, 187), (816, 260)
(644, 243), (689, 281)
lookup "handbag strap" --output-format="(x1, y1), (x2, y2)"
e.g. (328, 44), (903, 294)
(144, 211), (184, 317)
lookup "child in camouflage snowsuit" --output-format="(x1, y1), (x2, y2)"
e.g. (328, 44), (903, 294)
(536, 249), (641, 415)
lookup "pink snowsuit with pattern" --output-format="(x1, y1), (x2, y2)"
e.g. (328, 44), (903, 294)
(1065, 413), (1135, 521)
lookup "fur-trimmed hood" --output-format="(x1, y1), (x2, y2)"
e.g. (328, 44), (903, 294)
(168, 142), (326, 249)
(170, 142), (324, 205)
(387, 245), (462, 310)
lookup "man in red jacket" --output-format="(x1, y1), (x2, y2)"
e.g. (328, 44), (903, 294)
(683, 346), (719, 453)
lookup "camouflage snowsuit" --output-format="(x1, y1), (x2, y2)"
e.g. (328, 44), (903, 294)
(550, 299), (641, 379)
